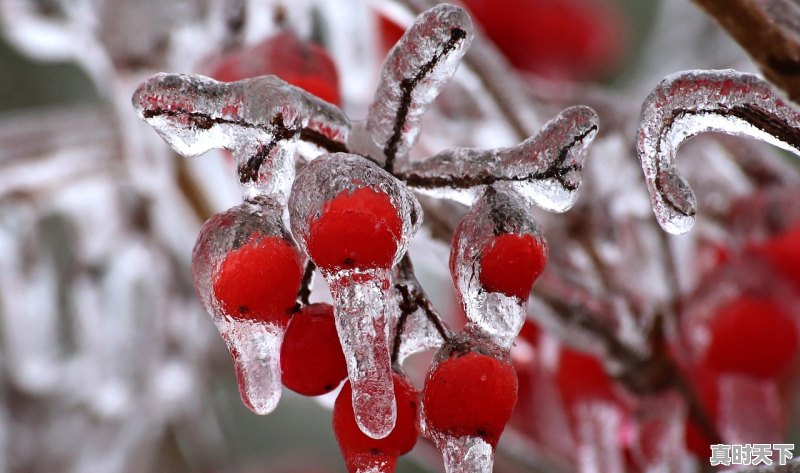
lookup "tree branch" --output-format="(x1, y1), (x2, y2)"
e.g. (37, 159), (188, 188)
(691, 0), (800, 104)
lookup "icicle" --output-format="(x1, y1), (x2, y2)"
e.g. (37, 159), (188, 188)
(395, 106), (599, 212)
(355, 3), (474, 170)
(636, 69), (800, 234)
(132, 73), (350, 200)
(288, 153), (422, 439)
(450, 185), (546, 349)
(192, 197), (304, 415)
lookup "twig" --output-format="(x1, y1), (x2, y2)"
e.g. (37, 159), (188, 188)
(296, 261), (315, 307)
(691, 0), (800, 105)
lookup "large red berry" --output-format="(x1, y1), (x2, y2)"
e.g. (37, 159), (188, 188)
(333, 372), (419, 473)
(704, 296), (798, 379)
(555, 346), (615, 407)
(281, 303), (347, 396)
(423, 351), (518, 447)
(461, 0), (627, 80)
(307, 187), (403, 272)
(479, 233), (547, 300)
(212, 234), (302, 326)
(208, 31), (341, 105)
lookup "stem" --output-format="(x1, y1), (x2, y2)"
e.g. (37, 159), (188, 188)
(296, 260), (315, 306)
(690, 0), (800, 105)
(394, 255), (453, 342)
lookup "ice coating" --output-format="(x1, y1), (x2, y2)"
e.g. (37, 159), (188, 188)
(191, 198), (302, 415)
(364, 3), (474, 170)
(636, 69), (800, 234)
(396, 106), (599, 212)
(132, 73), (350, 200)
(442, 436), (494, 473)
(450, 185), (545, 349)
(288, 153), (422, 439)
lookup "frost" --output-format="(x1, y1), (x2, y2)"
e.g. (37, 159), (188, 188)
(288, 154), (422, 439)
(450, 185), (544, 349)
(358, 3), (474, 170)
(191, 198), (297, 415)
(133, 73), (350, 200)
(636, 70), (800, 234)
(396, 106), (599, 212)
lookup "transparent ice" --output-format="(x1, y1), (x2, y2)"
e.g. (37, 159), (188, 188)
(358, 3), (474, 169)
(133, 73), (350, 201)
(450, 185), (545, 349)
(396, 106), (599, 212)
(191, 197), (299, 415)
(442, 435), (494, 473)
(288, 154), (422, 439)
(636, 69), (800, 234)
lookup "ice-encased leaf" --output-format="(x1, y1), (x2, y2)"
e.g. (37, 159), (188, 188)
(636, 69), (800, 234)
(132, 73), (350, 200)
(288, 153), (422, 439)
(450, 185), (545, 349)
(396, 106), (599, 212)
(358, 3), (474, 170)
(192, 198), (302, 415)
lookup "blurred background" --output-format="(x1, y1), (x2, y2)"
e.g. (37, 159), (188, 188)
(1, 1), (798, 472)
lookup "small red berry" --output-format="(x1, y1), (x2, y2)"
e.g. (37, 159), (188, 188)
(704, 296), (798, 379)
(752, 225), (800, 290)
(307, 187), (403, 272)
(555, 346), (615, 408)
(478, 233), (547, 300)
(212, 234), (302, 326)
(333, 372), (419, 473)
(423, 351), (518, 447)
(281, 303), (347, 396)
(208, 31), (342, 105)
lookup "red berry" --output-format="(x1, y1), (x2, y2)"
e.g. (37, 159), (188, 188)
(307, 187), (403, 272)
(423, 351), (518, 447)
(333, 372), (419, 473)
(555, 347), (615, 407)
(208, 31), (341, 105)
(461, 0), (627, 80)
(752, 225), (800, 290)
(281, 303), (347, 396)
(705, 296), (798, 379)
(479, 233), (547, 300)
(212, 234), (302, 326)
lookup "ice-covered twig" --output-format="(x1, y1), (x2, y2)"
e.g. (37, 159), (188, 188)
(361, 3), (474, 171)
(396, 106), (598, 212)
(636, 70), (800, 234)
(392, 255), (451, 364)
(296, 261), (316, 308)
(132, 73), (350, 199)
(690, 0), (800, 105)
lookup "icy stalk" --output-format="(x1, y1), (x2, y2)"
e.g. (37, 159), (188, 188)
(450, 185), (546, 349)
(636, 69), (800, 234)
(351, 3), (474, 170)
(132, 73), (350, 200)
(289, 154), (422, 438)
(192, 198), (304, 414)
(395, 106), (599, 212)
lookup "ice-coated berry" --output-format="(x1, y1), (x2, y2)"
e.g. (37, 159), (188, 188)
(208, 30), (341, 105)
(423, 351), (518, 447)
(281, 303), (347, 396)
(212, 234), (302, 326)
(307, 187), (403, 272)
(479, 233), (547, 300)
(705, 296), (799, 379)
(333, 372), (419, 473)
